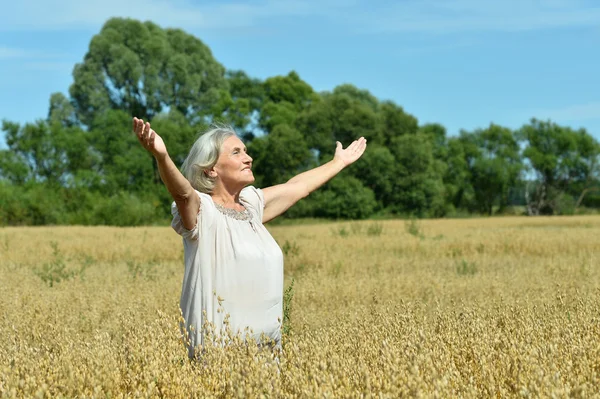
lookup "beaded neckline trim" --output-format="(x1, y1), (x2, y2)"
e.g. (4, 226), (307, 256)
(213, 202), (252, 221)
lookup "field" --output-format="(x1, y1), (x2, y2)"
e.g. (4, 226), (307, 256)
(1, 216), (600, 397)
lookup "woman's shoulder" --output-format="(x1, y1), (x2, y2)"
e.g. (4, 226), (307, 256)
(171, 190), (215, 209)
(240, 186), (264, 204)
(240, 185), (261, 196)
(196, 190), (213, 204)
(240, 186), (265, 219)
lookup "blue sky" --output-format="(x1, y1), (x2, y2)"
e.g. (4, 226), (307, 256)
(1, 0), (599, 148)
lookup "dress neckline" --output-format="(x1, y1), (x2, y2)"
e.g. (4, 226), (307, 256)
(213, 201), (252, 221)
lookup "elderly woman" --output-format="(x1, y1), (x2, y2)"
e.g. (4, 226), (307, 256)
(133, 117), (366, 357)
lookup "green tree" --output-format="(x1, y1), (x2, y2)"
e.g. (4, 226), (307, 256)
(418, 123), (447, 159)
(150, 110), (203, 167)
(48, 92), (78, 127)
(1, 119), (92, 187)
(225, 70), (265, 134)
(247, 124), (314, 188)
(519, 119), (600, 214)
(88, 109), (156, 193)
(444, 136), (474, 213)
(321, 85), (383, 148)
(346, 144), (396, 210)
(259, 71), (319, 133)
(390, 133), (447, 217)
(380, 101), (419, 145)
(459, 124), (522, 215)
(69, 17), (228, 127)
(296, 85), (389, 154)
(309, 175), (377, 219)
(0, 146), (30, 184)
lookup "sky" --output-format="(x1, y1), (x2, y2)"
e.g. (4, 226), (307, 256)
(1, 0), (599, 149)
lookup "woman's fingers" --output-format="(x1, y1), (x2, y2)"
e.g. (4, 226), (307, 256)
(132, 117), (155, 151)
(348, 137), (366, 159)
(134, 118), (144, 140)
(358, 137), (367, 152)
(149, 129), (155, 147)
(348, 137), (365, 153)
(143, 122), (150, 141)
(346, 140), (359, 152)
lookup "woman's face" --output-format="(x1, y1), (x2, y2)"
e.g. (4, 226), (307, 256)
(213, 135), (254, 188)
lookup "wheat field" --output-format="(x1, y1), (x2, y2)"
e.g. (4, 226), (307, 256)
(1, 216), (600, 397)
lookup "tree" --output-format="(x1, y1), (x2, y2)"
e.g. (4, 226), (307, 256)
(259, 71), (319, 133)
(88, 109), (155, 193)
(346, 144), (396, 209)
(443, 136), (475, 214)
(225, 70), (265, 134)
(69, 18), (228, 127)
(458, 124), (522, 215)
(323, 85), (384, 147)
(380, 101), (419, 145)
(296, 84), (416, 155)
(247, 124), (314, 188)
(389, 133), (447, 217)
(1, 119), (92, 187)
(519, 119), (600, 215)
(419, 123), (447, 159)
(0, 150), (30, 184)
(48, 93), (78, 127)
(308, 175), (377, 219)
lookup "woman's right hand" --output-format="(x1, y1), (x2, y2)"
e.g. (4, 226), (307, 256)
(133, 117), (168, 159)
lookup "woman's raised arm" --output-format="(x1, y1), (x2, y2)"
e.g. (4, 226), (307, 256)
(261, 137), (367, 223)
(133, 117), (200, 230)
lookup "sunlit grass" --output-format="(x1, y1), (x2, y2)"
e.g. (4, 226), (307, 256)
(1, 216), (600, 397)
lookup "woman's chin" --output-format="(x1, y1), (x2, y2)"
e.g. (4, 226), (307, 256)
(240, 174), (255, 185)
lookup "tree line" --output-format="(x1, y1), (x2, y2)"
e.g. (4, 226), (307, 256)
(1, 18), (599, 226)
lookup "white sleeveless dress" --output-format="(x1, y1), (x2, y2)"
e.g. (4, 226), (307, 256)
(171, 186), (284, 358)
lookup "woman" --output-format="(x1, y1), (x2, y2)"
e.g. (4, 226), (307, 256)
(133, 117), (367, 358)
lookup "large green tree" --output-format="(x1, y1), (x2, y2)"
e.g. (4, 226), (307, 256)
(389, 133), (447, 217)
(0, 117), (92, 187)
(69, 17), (229, 127)
(519, 119), (600, 214)
(248, 124), (314, 188)
(444, 136), (474, 213)
(458, 124), (522, 215)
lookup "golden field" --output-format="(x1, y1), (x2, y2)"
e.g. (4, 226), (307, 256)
(1, 216), (600, 398)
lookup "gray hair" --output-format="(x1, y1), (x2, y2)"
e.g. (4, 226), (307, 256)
(181, 124), (236, 193)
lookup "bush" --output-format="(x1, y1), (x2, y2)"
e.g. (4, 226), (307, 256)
(0, 182), (167, 227)
(308, 175), (377, 219)
(0, 181), (28, 225)
(0, 182), (67, 225)
(553, 193), (577, 216)
(90, 191), (161, 226)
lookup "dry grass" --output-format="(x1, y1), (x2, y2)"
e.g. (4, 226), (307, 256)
(1, 216), (600, 397)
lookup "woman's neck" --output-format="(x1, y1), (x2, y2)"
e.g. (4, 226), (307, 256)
(210, 185), (243, 209)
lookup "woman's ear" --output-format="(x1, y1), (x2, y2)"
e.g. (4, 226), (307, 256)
(205, 168), (217, 178)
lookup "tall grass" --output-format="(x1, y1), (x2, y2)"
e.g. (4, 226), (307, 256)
(1, 216), (600, 396)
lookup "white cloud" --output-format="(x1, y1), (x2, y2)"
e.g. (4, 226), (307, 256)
(0, 47), (35, 59)
(23, 61), (75, 72)
(2, 0), (598, 34)
(0, 0), (352, 32)
(355, 0), (600, 34)
(1, 0), (206, 31)
(0, 46), (69, 60)
(534, 102), (600, 122)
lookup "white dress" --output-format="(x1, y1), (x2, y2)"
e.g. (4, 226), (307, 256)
(171, 186), (284, 358)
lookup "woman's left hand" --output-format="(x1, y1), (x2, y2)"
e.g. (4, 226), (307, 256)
(333, 137), (367, 167)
